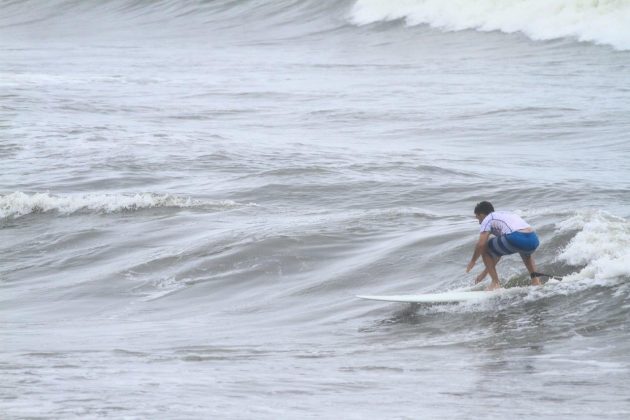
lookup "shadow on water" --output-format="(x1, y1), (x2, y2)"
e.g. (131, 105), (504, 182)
(358, 293), (565, 350)
(358, 278), (630, 381)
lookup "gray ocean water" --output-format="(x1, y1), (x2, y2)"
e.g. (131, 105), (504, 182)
(2, 0), (630, 418)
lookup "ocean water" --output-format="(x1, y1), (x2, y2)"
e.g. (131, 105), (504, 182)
(1, 0), (630, 418)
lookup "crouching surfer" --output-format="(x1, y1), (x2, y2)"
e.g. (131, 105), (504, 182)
(466, 201), (542, 290)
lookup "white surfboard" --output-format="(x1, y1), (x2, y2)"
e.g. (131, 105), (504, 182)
(356, 290), (501, 304)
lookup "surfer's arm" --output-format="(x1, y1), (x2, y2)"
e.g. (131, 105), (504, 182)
(466, 232), (490, 273)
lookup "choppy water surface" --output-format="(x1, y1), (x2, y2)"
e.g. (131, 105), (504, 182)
(2, 1), (630, 418)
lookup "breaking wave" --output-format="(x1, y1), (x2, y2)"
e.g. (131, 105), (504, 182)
(349, 0), (630, 50)
(0, 191), (239, 219)
(1, 0), (629, 50)
(555, 210), (630, 282)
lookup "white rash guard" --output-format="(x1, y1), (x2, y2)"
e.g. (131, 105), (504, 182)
(479, 211), (530, 237)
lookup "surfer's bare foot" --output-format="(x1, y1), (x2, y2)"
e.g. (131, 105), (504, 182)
(531, 277), (542, 286)
(486, 281), (501, 291)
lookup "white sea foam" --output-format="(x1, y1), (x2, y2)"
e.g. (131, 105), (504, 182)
(349, 0), (630, 50)
(0, 191), (238, 219)
(555, 210), (630, 282)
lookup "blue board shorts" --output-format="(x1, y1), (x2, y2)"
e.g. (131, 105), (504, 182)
(487, 231), (539, 259)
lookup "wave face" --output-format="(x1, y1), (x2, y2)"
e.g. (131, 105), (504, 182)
(350, 0), (630, 50)
(0, 0), (351, 41)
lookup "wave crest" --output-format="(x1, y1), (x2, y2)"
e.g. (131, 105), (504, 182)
(349, 0), (630, 50)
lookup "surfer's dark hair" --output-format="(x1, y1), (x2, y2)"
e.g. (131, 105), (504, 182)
(474, 201), (494, 215)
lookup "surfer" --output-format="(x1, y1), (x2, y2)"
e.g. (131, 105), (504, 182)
(466, 201), (541, 290)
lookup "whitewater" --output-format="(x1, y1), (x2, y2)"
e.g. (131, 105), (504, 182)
(1, 0), (630, 418)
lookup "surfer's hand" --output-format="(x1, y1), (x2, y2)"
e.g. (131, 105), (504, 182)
(466, 260), (475, 273)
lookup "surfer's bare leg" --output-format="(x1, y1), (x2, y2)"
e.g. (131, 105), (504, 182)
(475, 268), (488, 284)
(521, 254), (541, 286)
(481, 251), (501, 290)
(475, 256), (501, 284)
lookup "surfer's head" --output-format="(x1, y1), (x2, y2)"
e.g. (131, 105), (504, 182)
(474, 201), (494, 223)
